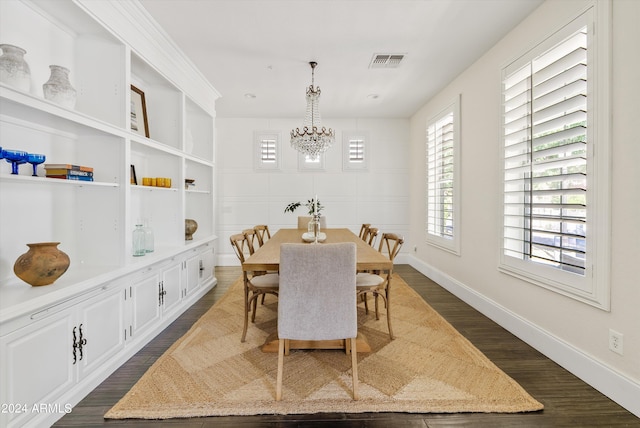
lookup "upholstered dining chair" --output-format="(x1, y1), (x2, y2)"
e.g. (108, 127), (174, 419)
(230, 233), (279, 342)
(356, 233), (404, 340)
(297, 216), (327, 229)
(276, 242), (358, 401)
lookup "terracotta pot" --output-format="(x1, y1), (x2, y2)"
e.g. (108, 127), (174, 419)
(185, 219), (198, 240)
(13, 242), (70, 286)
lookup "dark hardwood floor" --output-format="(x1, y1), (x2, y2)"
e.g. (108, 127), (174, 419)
(54, 265), (639, 427)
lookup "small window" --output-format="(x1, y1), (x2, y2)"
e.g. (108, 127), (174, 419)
(254, 131), (280, 170)
(426, 95), (460, 254)
(349, 139), (365, 162)
(343, 131), (369, 170)
(261, 139), (276, 163)
(499, 3), (611, 309)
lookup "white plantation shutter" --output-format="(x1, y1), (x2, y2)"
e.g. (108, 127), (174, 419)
(254, 132), (280, 170)
(349, 139), (365, 162)
(500, 3), (611, 310)
(426, 96), (460, 254)
(503, 27), (587, 275)
(342, 132), (369, 171)
(427, 113), (454, 238)
(260, 138), (276, 163)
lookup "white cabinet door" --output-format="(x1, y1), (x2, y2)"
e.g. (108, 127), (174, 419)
(161, 262), (182, 316)
(0, 310), (75, 428)
(184, 252), (201, 297)
(76, 286), (126, 378)
(130, 269), (161, 340)
(199, 246), (215, 286)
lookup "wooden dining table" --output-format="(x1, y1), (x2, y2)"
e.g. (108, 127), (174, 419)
(242, 228), (392, 353)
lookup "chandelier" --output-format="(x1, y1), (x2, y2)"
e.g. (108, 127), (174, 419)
(290, 61), (334, 160)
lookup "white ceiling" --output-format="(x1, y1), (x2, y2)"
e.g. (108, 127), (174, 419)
(139, 0), (543, 119)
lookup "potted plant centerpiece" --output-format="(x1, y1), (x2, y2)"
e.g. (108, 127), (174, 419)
(284, 196), (324, 240)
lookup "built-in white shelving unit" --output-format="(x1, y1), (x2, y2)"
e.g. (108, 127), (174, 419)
(0, 1), (219, 426)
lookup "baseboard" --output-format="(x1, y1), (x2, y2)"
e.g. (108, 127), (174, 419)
(407, 255), (640, 418)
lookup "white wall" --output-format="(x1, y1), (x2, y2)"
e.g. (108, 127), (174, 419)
(216, 117), (410, 265)
(408, 0), (639, 416)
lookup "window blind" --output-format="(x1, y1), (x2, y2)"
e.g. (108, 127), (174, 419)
(260, 139), (276, 163)
(349, 139), (365, 162)
(503, 27), (587, 275)
(427, 111), (454, 240)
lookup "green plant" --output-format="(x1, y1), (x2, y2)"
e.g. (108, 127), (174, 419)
(284, 198), (323, 216)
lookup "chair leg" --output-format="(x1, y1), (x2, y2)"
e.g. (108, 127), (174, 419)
(363, 292), (369, 314)
(276, 339), (285, 401)
(251, 294), (258, 322)
(350, 337), (359, 400)
(386, 285), (394, 340)
(241, 284), (250, 342)
(374, 292), (380, 320)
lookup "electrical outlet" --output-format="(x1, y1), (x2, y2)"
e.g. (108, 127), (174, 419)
(609, 329), (624, 355)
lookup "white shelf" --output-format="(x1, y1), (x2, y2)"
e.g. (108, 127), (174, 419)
(0, 2), (218, 427)
(186, 189), (211, 195)
(0, 0), (218, 295)
(0, 174), (119, 187)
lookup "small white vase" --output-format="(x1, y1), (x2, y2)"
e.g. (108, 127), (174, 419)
(0, 44), (31, 92)
(43, 65), (76, 108)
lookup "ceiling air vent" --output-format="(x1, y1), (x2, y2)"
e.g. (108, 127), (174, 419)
(369, 53), (405, 69)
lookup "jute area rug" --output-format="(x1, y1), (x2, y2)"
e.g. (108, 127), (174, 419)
(105, 274), (543, 419)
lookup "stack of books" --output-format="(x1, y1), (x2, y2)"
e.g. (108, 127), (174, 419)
(45, 164), (94, 181)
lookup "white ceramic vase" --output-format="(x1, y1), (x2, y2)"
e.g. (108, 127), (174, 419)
(43, 65), (76, 108)
(0, 44), (31, 92)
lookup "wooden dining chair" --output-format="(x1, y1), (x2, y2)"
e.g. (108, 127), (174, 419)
(356, 233), (404, 340)
(242, 228), (259, 253)
(276, 242), (358, 401)
(254, 224), (271, 247)
(230, 233), (279, 342)
(358, 223), (371, 240)
(253, 224), (276, 304)
(362, 227), (379, 247)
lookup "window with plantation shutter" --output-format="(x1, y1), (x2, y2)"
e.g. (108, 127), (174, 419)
(426, 96), (460, 254)
(261, 139), (276, 163)
(349, 139), (364, 162)
(342, 131), (369, 170)
(500, 4), (611, 309)
(254, 131), (280, 170)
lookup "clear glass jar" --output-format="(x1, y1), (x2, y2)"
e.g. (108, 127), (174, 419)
(308, 215), (321, 240)
(142, 220), (154, 253)
(132, 224), (146, 257)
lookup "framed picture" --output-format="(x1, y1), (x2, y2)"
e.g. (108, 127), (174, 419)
(130, 164), (138, 185)
(130, 85), (149, 138)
